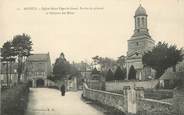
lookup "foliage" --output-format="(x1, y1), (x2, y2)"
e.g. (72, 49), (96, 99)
(1, 41), (16, 87)
(105, 69), (114, 81)
(53, 52), (80, 80)
(142, 42), (183, 78)
(91, 68), (100, 74)
(1, 83), (29, 115)
(12, 33), (33, 57)
(114, 66), (126, 80)
(92, 56), (116, 71)
(72, 61), (92, 72)
(122, 67), (127, 79)
(11, 33), (33, 82)
(47, 74), (56, 81)
(128, 65), (136, 80)
(1, 33), (33, 82)
(116, 55), (126, 69)
(70, 64), (80, 75)
(53, 53), (71, 79)
(1, 41), (15, 60)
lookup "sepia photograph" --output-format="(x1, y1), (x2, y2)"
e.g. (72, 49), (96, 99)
(0, 0), (184, 115)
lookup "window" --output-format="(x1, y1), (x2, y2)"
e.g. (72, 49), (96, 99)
(142, 17), (145, 26)
(136, 42), (139, 46)
(137, 18), (140, 27)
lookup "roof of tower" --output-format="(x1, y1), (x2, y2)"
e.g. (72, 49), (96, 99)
(135, 5), (147, 16)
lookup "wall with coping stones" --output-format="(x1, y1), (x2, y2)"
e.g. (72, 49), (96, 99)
(106, 80), (159, 92)
(83, 83), (175, 115)
(137, 98), (176, 115)
(83, 83), (128, 113)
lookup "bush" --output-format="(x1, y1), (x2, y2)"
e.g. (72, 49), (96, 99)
(1, 83), (29, 115)
(128, 65), (136, 80)
(114, 66), (126, 80)
(106, 69), (114, 81)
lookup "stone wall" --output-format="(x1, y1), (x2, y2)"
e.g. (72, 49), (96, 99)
(83, 83), (175, 115)
(144, 90), (173, 100)
(106, 80), (159, 91)
(83, 83), (128, 113)
(86, 80), (105, 90)
(137, 98), (175, 115)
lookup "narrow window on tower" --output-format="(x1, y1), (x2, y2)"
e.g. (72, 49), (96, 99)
(137, 17), (140, 28)
(142, 17), (144, 27)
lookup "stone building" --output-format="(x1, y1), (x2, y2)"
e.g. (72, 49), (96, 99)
(126, 5), (155, 80)
(25, 53), (52, 87)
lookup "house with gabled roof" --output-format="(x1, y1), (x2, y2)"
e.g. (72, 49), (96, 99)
(25, 53), (52, 87)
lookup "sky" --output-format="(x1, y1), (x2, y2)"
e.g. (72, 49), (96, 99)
(0, 0), (184, 63)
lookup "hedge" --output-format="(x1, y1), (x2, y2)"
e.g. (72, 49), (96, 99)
(1, 83), (29, 115)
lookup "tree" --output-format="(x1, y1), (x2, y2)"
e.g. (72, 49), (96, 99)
(1, 41), (15, 87)
(116, 55), (126, 69)
(122, 67), (127, 79)
(105, 69), (114, 81)
(114, 66), (125, 80)
(142, 42), (183, 78)
(128, 65), (136, 80)
(72, 61), (92, 72)
(92, 56), (116, 72)
(1, 41), (15, 59)
(70, 63), (80, 75)
(12, 33), (33, 82)
(53, 52), (71, 80)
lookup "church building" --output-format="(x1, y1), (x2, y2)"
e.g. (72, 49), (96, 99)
(126, 5), (155, 80)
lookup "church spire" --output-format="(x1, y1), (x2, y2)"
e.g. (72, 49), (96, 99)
(139, 0), (142, 6)
(133, 5), (149, 37)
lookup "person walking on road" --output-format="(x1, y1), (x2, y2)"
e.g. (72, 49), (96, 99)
(60, 85), (65, 96)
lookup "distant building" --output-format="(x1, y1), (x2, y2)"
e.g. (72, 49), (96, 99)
(25, 53), (52, 87)
(126, 5), (155, 80)
(159, 72), (184, 89)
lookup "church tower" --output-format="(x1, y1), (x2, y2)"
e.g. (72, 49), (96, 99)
(126, 5), (155, 80)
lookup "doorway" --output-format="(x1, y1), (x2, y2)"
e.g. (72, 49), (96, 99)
(36, 79), (45, 87)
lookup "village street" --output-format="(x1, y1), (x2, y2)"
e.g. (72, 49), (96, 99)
(25, 88), (105, 115)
